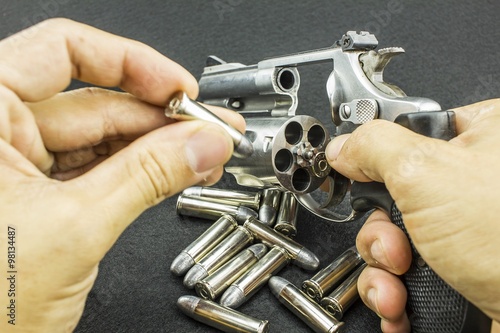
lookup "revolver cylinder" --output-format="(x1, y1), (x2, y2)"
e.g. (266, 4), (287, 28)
(225, 115), (331, 194)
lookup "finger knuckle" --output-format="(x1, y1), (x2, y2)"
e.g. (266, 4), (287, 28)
(41, 17), (76, 31)
(130, 145), (178, 206)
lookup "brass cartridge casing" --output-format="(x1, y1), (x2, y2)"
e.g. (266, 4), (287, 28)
(320, 263), (367, 320)
(182, 186), (261, 211)
(195, 243), (268, 301)
(220, 246), (290, 309)
(170, 215), (238, 276)
(302, 246), (362, 301)
(176, 195), (257, 223)
(183, 226), (254, 289)
(177, 295), (269, 333)
(243, 216), (319, 270)
(274, 191), (299, 238)
(269, 276), (344, 333)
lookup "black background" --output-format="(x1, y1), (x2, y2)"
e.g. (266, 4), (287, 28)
(1, 1), (499, 332)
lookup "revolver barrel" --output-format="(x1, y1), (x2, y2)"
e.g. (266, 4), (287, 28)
(199, 59), (300, 117)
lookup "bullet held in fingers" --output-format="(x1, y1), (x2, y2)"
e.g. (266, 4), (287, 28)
(167, 92), (254, 159)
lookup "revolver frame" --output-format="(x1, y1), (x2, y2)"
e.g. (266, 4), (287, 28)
(198, 31), (442, 222)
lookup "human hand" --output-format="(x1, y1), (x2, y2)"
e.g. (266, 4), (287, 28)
(0, 18), (243, 332)
(326, 99), (500, 332)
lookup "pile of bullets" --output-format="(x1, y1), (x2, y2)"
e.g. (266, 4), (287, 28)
(172, 186), (367, 333)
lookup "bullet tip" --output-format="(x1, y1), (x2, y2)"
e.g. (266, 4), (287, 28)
(268, 276), (289, 298)
(176, 295), (200, 315)
(258, 205), (277, 226)
(294, 248), (320, 271)
(181, 186), (203, 197)
(183, 264), (208, 289)
(170, 252), (195, 276)
(247, 243), (268, 259)
(236, 206), (258, 223)
(233, 135), (254, 159)
(220, 285), (245, 309)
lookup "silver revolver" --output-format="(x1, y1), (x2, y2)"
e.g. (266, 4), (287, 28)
(198, 31), (491, 333)
(199, 31), (444, 223)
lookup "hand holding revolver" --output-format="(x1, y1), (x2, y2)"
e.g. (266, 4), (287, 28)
(198, 31), (499, 332)
(327, 99), (500, 332)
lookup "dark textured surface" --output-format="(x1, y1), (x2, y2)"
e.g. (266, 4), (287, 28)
(1, 1), (499, 332)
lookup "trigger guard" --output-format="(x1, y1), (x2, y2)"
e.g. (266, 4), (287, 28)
(294, 170), (360, 222)
(294, 193), (359, 222)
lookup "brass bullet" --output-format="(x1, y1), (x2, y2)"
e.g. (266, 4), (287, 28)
(170, 215), (238, 276)
(195, 243), (268, 301)
(302, 246), (362, 301)
(177, 295), (269, 333)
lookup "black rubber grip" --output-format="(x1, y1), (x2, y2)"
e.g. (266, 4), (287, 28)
(351, 111), (491, 332)
(391, 204), (491, 333)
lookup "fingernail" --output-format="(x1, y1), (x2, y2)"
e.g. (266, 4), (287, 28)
(370, 239), (390, 268)
(185, 125), (232, 174)
(326, 135), (349, 161)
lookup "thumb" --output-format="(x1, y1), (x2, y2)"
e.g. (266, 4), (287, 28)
(326, 119), (457, 204)
(69, 120), (233, 236)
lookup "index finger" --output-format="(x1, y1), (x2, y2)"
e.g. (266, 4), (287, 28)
(0, 18), (197, 104)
